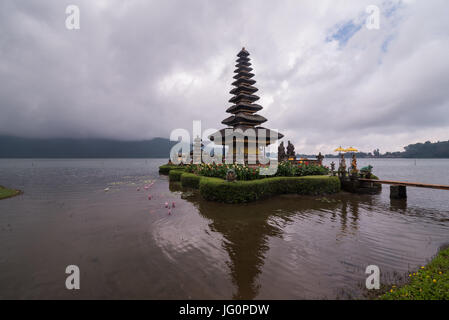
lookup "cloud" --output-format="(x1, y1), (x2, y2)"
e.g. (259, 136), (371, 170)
(0, 0), (448, 153)
(327, 20), (363, 46)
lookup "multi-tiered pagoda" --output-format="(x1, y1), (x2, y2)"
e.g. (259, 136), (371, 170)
(210, 48), (283, 163)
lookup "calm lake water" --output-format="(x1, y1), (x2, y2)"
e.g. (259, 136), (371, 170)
(0, 158), (448, 299)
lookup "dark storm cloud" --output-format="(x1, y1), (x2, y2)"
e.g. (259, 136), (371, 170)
(0, 0), (448, 153)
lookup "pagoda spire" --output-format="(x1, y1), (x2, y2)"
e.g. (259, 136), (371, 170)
(209, 48), (283, 164)
(221, 48), (267, 127)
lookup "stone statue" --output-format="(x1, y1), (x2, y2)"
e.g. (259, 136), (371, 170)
(351, 153), (357, 171)
(286, 140), (295, 159)
(226, 169), (236, 182)
(350, 153), (358, 179)
(330, 161), (336, 176)
(338, 153), (346, 178)
(360, 165), (373, 178)
(278, 141), (286, 162)
(317, 152), (324, 165)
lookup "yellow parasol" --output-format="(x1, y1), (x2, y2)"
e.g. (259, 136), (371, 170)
(334, 146), (346, 153)
(344, 147), (358, 152)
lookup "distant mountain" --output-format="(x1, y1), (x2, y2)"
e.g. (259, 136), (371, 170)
(0, 136), (177, 158)
(2, 136), (447, 159)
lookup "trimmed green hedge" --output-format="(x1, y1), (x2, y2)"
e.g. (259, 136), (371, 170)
(159, 165), (185, 175)
(180, 172), (201, 189)
(165, 168), (341, 203)
(168, 170), (184, 182)
(199, 175), (340, 203)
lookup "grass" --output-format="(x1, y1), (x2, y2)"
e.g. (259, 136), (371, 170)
(0, 185), (22, 200)
(379, 246), (449, 300)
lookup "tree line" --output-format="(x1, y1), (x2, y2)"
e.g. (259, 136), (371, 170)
(325, 140), (449, 158)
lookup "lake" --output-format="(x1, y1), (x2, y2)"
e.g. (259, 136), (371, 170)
(0, 158), (448, 299)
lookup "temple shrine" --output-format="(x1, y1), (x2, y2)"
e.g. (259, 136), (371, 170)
(210, 48), (283, 163)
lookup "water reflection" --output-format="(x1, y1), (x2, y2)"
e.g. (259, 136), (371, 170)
(390, 199), (408, 212)
(195, 201), (283, 299)
(181, 189), (356, 299)
(169, 183), (448, 299)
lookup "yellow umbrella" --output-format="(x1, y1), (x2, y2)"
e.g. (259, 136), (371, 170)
(334, 146), (346, 152)
(345, 147), (358, 152)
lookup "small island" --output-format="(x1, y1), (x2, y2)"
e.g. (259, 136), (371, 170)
(0, 185), (22, 200)
(161, 48), (342, 203)
(159, 48), (388, 203)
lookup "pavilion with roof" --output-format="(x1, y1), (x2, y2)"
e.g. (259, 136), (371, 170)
(209, 48), (283, 163)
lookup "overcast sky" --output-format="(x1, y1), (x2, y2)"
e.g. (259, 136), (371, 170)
(1, 0), (448, 153)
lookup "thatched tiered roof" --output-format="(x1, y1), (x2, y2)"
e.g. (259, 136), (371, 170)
(210, 48), (283, 147)
(221, 48), (267, 127)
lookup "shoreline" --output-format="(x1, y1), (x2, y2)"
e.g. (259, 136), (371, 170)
(373, 245), (449, 300)
(0, 185), (23, 200)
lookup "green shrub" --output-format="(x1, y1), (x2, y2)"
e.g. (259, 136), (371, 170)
(296, 164), (329, 176)
(275, 161), (296, 176)
(275, 161), (329, 177)
(184, 162), (329, 180)
(185, 163), (260, 180)
(199, 176), (340, 203)
(168, 170), (184, 182)
(159, 164), (185, 175)
(181, 173), (201, 189)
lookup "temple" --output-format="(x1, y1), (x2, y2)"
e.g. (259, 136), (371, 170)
(210, 48), (283, 163)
